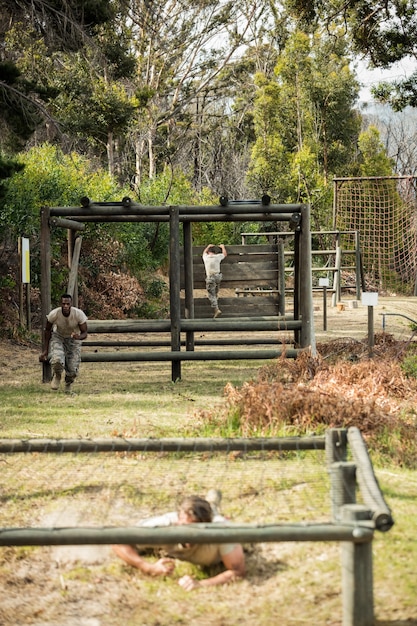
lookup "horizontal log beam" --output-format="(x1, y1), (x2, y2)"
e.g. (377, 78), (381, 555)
(189, 308), (281, 318)
(182, 279), (279, 290)
(185, 300), (281, 318)
(87, 317), (300, 333)
(0, 435), (325, 453)
(50, 203), (304, 217)
(347, 427), (394, 532)
(189, 244), (280, 254)
(80, 348), (300, 362)
(0, 523), (374, 547)
(83, 337), (288, 347)
(192, 265), (278, 280)
(49, 217), (85, 231)
(48, 213), (297, 224)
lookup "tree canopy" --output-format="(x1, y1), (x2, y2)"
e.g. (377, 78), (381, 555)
(284, 0), (417, 110)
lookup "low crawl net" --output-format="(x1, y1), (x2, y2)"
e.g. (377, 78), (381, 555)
(0, 438), (333, 539)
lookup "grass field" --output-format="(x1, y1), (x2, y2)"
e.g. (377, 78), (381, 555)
(0, 333), (417, 626)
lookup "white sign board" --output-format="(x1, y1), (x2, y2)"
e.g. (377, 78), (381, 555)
(319, 278), (329, 287)
(361, 292), (378, 306)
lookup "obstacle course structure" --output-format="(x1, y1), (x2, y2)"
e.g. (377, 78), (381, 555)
(0, 427), (393, 626)
(40, 198), (315, 381)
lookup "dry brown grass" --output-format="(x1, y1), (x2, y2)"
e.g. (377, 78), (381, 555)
(194, 335), (417, 469)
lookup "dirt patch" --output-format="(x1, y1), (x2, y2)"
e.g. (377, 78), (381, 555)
(312, 294), (417, 343)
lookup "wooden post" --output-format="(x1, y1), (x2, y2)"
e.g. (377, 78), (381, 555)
(169, 206), (181, 381)
(293, 228), (300, 345)
(332, 244), (342, 307)
(329, 462), (357, 522)
(183, 221), (195, 351)
(67, 235), (82, 300)
(355, 231), (361, 300)
(26, 283), (31, 331)
(340, 504), (374, 626)
(40, 207), (52, 383)
(67, 229), (78, 306)
(319, 277), (330, 331)
(299, 204), (315, 352)
(367, 305), (374, 358)
(277, 238), (286, 315)
(325, 428), (348, 465)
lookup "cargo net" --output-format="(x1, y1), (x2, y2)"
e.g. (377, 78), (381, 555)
(334, 176), (417, 294)
(0, 441), (333, 539)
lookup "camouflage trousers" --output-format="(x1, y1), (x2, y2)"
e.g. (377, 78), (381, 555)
(206, 273), (222, 309)
(49, 334), (82, 384)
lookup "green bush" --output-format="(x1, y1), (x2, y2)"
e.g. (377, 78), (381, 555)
(400, 355), (417, 379)
(2, 143), (121, 239)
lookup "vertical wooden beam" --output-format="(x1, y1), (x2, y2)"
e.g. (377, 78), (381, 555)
(169, 206), (181, 381)
(332, 244), (342, 307)
(341, 504), (374, 626)
(355, 231), (362, 299)
(299, 204), (315, 351)
(293, 229), (300, 340)
(26, 283), (31, 331)
(40, 206), (52, 382)
(332, 179), (338, 228)
(183, 221), (195, 351)
(325, 428), (348, 465)
(277, 238), (286, 316)
(67, 236), (82, 300)
(329, 462), (357, 522)
(67, 229), (79, 306)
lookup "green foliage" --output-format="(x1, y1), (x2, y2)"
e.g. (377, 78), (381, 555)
(134, 168), (214, 206)
(0, 1), (118, 155)
(94, 20), (137, 80)
(53, 72), (138, 144)
(0, 60), (42, 150)
(0, 153), (25, 203)
(1, 143), (121, 238)
(400, 355), (417, 379)
(372, 73), (417, 111)
(117, 169), (219, 272)
(144, 276), (166, 299)
(0, 143), (123, 306)
(0, 275), (15, 290)
(287, 0), (417, 66)
(247, 29), (360, 210)
(357, 126), (395, 176)
(191, 221), (243, 248)
(286, 0), (417, 111)
(134, 283), (169, 319)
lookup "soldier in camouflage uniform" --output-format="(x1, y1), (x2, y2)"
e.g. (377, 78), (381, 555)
(39, 294), (88, 393)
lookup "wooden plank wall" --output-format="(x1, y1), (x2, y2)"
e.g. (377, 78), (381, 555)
(180, 244), (282, 318)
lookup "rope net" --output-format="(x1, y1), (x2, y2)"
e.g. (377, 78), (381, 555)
(1, 443), (333, 539)
(334, 176), (417, 294)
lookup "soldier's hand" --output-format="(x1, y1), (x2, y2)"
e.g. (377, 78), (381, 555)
(147, 557), (175, 577)
(178, 575), (201, 591)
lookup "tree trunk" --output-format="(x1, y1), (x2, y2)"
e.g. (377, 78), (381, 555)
(107, 130), (114, 177)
